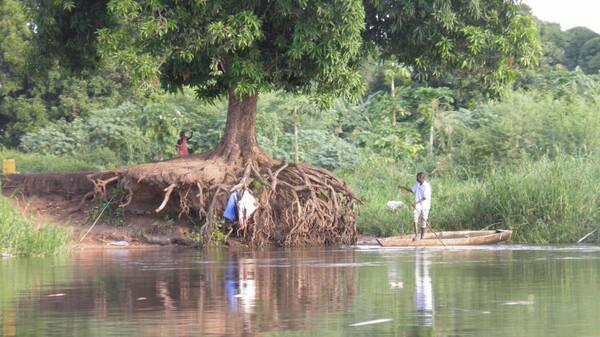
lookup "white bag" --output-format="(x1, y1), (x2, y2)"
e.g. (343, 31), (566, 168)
(386, 200), (404, 210)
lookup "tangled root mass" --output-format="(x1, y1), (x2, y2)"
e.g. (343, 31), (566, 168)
(88, 155), (360, 247)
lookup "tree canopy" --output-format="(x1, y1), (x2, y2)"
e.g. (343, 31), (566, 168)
(0, 0), (141, 146)
(77, 0), (365, 106)
(563, 27), (600, 71)
(29, 0), (540, 103)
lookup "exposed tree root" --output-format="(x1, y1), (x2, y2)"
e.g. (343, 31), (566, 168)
(88, 156), (360, 247)
(83, 170), (125, 205)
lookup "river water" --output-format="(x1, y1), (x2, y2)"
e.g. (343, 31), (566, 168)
(1, 244), (599, 337)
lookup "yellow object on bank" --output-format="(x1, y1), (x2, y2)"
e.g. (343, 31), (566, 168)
(2, 159), (16, 174)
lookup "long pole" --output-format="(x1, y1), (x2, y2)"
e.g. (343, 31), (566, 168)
(399, 189), (445, 247)
(577, 228), (598, 243)
(80, 200), (111, 242)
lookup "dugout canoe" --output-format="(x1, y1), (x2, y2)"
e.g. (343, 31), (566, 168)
(376, 230), (512, 247)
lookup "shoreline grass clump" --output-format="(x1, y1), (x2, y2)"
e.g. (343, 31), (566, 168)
(0, 186), (71, 256)
(435, 155), (600, 243)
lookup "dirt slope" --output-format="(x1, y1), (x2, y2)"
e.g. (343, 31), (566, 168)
(1, 172), (196, 248)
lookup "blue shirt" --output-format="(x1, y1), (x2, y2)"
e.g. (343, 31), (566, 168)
(223, 191), (239, 221)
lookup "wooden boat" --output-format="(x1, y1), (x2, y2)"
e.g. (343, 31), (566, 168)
(377, 230), (512, 247)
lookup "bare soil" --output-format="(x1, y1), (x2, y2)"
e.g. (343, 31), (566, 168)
(1, 172), (197, 249)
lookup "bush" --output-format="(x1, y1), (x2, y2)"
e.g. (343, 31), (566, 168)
(338, 155), (417, 236)
(262, 129), (361, 171)
(449, 90), (600, 177)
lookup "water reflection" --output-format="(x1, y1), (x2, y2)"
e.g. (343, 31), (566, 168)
(415, 250), (433, 326)
(413, 249), (435, 336)
(3, 247), (357, 337)
(2, 308), (16, 337)
(2, 245), (600, 337)
(225, 254), (256, 313)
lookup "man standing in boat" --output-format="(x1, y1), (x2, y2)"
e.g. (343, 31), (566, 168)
(399, 172), (432, 240)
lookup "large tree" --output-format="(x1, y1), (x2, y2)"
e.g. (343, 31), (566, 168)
(28, 0), (539, 246)
(579, 37), (600, 75)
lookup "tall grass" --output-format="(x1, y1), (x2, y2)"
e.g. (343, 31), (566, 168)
(0, 187), (71, 256)
(342, 155), (600, 243)
(0, 148), (117, 173)
(436, 155), (600, 243)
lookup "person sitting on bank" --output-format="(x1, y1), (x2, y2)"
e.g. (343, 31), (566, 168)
(176, 131), (193, 157)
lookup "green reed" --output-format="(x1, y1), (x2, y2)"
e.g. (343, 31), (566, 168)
(436, 155), (600, 243)
(0, 187), (71, 256)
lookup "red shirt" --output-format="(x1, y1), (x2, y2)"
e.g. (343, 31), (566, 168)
(177, 138), (189, 156)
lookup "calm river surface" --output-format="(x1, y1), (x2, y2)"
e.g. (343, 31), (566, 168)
(2, 244), (600, 337)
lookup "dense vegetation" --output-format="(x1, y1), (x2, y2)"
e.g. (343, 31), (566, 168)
(1, 1), (600, 253)
(3, 82), (600, 245)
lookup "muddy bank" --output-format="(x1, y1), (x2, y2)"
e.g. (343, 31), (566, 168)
(1, 172), (197, 248)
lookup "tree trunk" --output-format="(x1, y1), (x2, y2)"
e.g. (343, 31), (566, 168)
(210, 87), (270, 164)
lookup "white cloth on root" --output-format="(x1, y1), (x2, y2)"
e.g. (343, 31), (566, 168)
(238, 190), (258, 229)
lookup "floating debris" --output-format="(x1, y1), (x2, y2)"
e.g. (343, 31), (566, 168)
(349, 318), (393, 327)
(502, 301), (535, 306)
(451, 307), (492, 314)
(389, 282), (404, 289)
(108, 241), (129, 246)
